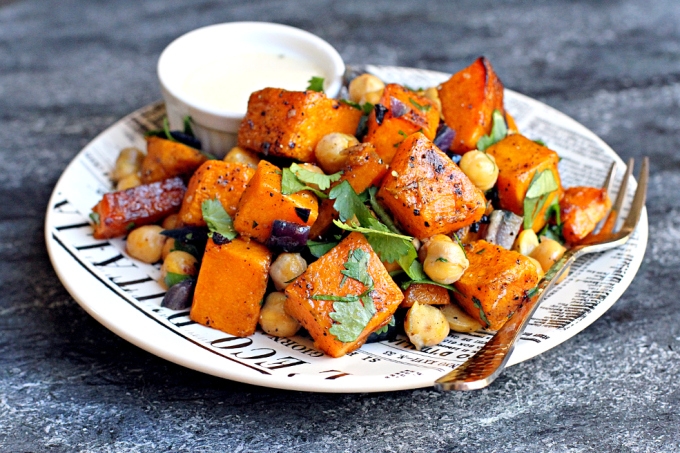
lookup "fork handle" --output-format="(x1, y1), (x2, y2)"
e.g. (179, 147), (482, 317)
(434, 248), (583, 391)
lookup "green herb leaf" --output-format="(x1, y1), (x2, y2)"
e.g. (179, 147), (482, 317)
(328, 297), (377, 342)
(539, 223), (565, 245)
(523, 169), (559, 229)
(472, 296), (490, 327)
(398, 130), (408, 137)
(477, 109), (508, 151)
(339, 248), (374, 288)
(171, 240), (201, 260)
(544, 195), (561, 225)
(361, 102), (375, 115)
(534, 139), (546, 147)
(374, 316), (395, 335)
(306, 76), (325, 92)
(307, 240), (339, 258)
(125, 222), (136, 231)
(476, 248), (486, 254)
(183, 116), (194, 137)
(89, 212), (100, 226)
(368, 186), (401, 234)
(290, 163), (342, 191)
(333, 220), (413, 241)
(340, 99), (361, 109)
(409, 98), (431, 112)
(453, 233), (467, 259)
(201, 198), (237, 240)
(165, 272), (191, 288)
(400, 278), (465, 297)
(526, 286), (539, 299)
(281, 168), (329, 199)
(436, 257), (448, 263)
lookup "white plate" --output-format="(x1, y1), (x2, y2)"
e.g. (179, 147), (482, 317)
(45, 65), (647, 393)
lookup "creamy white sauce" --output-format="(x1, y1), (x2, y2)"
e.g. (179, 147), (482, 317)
(182, 52), (325, 112)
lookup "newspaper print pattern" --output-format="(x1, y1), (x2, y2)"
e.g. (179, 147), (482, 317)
(44, 65), (647, 392)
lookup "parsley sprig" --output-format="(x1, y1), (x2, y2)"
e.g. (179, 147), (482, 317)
(306, 76), (325, 92)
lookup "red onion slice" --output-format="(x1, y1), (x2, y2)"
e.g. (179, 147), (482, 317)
(433, 124), (456, 151)
(266, 220), (310, 253)
(390, 96), (410, 118)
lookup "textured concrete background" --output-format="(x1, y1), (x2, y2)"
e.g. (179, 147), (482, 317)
(0, 0), (679, 451)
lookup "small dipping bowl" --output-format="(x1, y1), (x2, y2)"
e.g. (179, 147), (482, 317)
(157, 22), (345, 156)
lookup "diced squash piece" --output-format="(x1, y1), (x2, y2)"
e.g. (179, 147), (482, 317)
(560, 187), (612, 243)
(376, 132), (486, 239)
(191, 237), (272, 337)
(438, 57), (505, 154)
(237, 88), (362, 163)
(363, 84), (440, 164)
(453, 240), (539, 330)
(140, 136), (208, 183)
(284, 232), (404, 358)
(309, 143), (389, 238)
(234, 160), (318, 243)
(91, 177), (186, 239)
(486, 134), (563, 232)
(178, 161), (255, 226)
(400, 283), (450, 308)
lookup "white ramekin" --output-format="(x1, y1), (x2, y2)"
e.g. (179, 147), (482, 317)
(157, 22), (345, 157)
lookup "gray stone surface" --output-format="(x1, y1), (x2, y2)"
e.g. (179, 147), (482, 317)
(0, 0), (678, 451)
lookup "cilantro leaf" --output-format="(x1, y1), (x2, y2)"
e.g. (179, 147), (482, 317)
(340, 248), (374, 288)
(534, 139), (546, 147)
(368, 186), (401, 234)
(171, 240), (201, 260)
(165, 272), (191, 288)
(453, 232), (467, 259)
(477, 109), (508, 151)
(307, 240), (338, 258)
(374, 316), (395, 335)
(201, 198), (237, 240)
(280, 168), (328, 199)
(409, 98), (431, 112)
(306, 76), (325, 92)
(544, 195), (561, 225)
(523, 169), (559, 229)
(290, 163), (342, 191)
(328, 297), (377, 343)
(333, 220), (413, 241)
(89, 212), (100, 226)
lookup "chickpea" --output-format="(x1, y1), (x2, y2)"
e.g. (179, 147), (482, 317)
(112, 147), (144, 182)
(116, 173), (141, 191)
(162, 214), (180, 230)
(526, 256), (545, 280)
(529, 237), (566, 274)
(423, 238), (469, 285)
(161, 238), (175, 260)
(348, 74), (385, 104)
(259, 292), (300, 337)
(160, 250), (198, 289)
(296, 164), (325, 190)
(458, 150), (499, 191)
(359, 89), (382, 106)
(224, 146), (260, 168)
(269, 253), (308, 291)
(418, 234), (452, 262)
(440, 303), (483, 333)
(513, 229), (539, 256)
(314, 133), (359, 174)
(126, 225), (166, 264)
(404, 302), (450, 350)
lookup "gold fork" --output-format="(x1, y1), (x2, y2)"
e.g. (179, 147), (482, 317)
(435, 157), (649, 391)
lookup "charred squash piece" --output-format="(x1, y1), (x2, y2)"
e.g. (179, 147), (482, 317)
(284, 232), (404, 358)
(560, 187), (612, 243)
(233, 160), (318, 243)
(363, 84), (440, 164)
(178, 161), (255, 226)
(486, 134), (563, 232)
(310, 143), (389, 239)
(376, 132), (486, 239)
(438, 57), (505, 154)
(140, 136), (208, 184)
(453, 240), (539, 330)
(400, 283), (450, 308)
(237, 88), (362, 163)
(91, 177), (186, 239)
(191, 237), (272, 337)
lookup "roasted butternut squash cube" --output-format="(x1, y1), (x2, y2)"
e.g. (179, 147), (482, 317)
(284, 232), (404, 358)
(91, 177), (186, 239)
(178, 161), (255, 226)
(486, 134), (563, 232)
(453, 240), (539, 330)
(400, 283), (450, 308)
(376, 133), (486, 239)
(363, 84), (440, 164)
(191, 237), (272, 337)
(140, 136), (208, 184)
(237, 88), (362, 163)
(560, 187), (611, 243)
(309, 143), (389, 239)
(234, 160), (318, 243)
(438, 57), (505, 154)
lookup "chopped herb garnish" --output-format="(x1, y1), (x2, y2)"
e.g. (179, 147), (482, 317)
(171, 240), (201, 260)
(477, 109), (508, 151)
(476, 248), (486, 254)
(409, 98), (431, 112)
(368, 186), (400, 234)
(125, 222), (136, 231)
(398, 130), (408, 137)
(333, 220), (413, 241)
(306, 76), (325, 92)
(165, 272), (191, 288)
(89, 212), (100, 226)
(472, 296), (490, 327)
(523, 169), (559, 229)
(307, 240), (339, 258)
(436, 257), (448, 263)
(290, 163), (342, 191)
(374, 316), (395, 335)
(280, 167), (328, 199)
(201, 198), (237, 240)
(340, 100), (374, 116)
(453, 233), (467, 259)
(534, 139), (546, 147)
